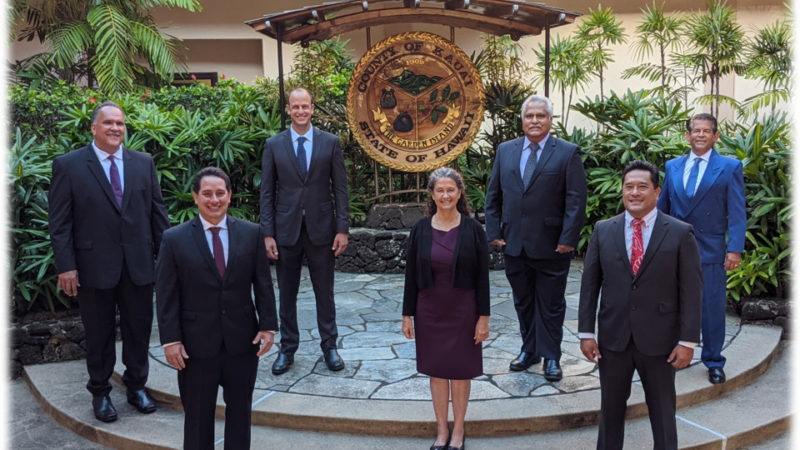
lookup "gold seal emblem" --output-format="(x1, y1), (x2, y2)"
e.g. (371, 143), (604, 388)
(347, 32), (485, 172)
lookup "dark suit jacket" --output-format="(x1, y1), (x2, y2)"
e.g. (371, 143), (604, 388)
(402, 215), (491, 317)
(578, 212), (703, 356)
(484, 135), (587, 259)
(260, 127), (349, 247)
(658, 149), (746, 264)
(49, 146), (169, 289)
(155, 216), (278, 359)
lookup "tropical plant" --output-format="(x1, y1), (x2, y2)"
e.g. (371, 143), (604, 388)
(13, 0), (201, 93)
(470, 34), (534, 86)
(681, 0), (746, 118)
(9, 128), (68, 313)
(479, 82), (533, 162)
(291, 36), (355, 107)
(740, 15), (793, 117)
(624, 1), (686, 93)
(532, 35), (592, 128)
(575, 5), (628, 100)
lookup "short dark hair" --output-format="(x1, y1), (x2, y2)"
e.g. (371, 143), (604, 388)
(622, 160), (659, 188)
(91, 101), (125, 124)
(192, 167), (231, 194)
(686, 113), (718, 133)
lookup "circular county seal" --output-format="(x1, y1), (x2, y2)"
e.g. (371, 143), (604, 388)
(347, 32), (485, 172)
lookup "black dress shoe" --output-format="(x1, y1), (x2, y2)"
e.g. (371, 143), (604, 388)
(324, 349), (345, 371)
(272, 353), (294, 375)
(447, 433), (465, 450)
(543, 359), (563, 381)
(430, 431), (450, 450)
(92, 395), (118, 423)
(708, 367), (726, 384)
(127, 388), (156, 414)
(509, 352), (542, 371)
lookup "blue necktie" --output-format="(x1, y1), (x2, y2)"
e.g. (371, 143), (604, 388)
(296, 136), (308, 179)
(522, 143), (540, 189)
(686, 158), (701, 198)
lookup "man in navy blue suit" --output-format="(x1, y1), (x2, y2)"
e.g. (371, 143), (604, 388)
(657, 113), (746, 384)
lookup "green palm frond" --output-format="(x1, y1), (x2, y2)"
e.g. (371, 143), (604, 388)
(88, 4), (134, 92)
(130, 22), (182, 79)
(46, 20), (93, 68)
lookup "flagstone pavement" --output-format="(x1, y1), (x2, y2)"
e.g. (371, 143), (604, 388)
(147, 261), (741, 401)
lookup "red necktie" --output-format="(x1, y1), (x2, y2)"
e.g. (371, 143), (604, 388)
(631, 218), (644, 275)
(209, 227), (225, 279)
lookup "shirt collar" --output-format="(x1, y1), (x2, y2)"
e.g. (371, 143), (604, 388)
(688, 148), (712, 164)
(290, 125), (314, 143)
(199, 215), (228, 231)
(92, 141), (123, 160)
(523, 133), (549, 152)
(625, 207), (658, 228)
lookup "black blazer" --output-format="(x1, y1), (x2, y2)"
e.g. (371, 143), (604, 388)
(402, 215), (490, 317)
(484, 135), (587, 259)
(49, 146), (169, 289)
(578, 212), (703, 356)
(260, 127), (349, 247)
(155, 216), (278, 359)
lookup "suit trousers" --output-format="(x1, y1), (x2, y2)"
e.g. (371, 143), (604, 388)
(178, 343), (258, 450)
(597, 338), (678, 450)
(503, 252), (570, 359)
(77, 261), (153, 397)
(701, 263), (727, 368)
(276, 220), (338, 355)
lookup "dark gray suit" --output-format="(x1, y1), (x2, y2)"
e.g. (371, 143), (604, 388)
(578, 212), (703, 450)
(260, 127), (349, 354)
(49, 145), (169, 397)
(156, 215), (277, 450)
(484, 135), (587, 359)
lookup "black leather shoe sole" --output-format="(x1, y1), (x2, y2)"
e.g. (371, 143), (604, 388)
(708, 368), (726, 384)
(272, 355), (294, 375)
(127, 398), (156, 414)
(543, 371), (563, 382)
(95, 411), (118, 423)
(509, 356), (541, 372)
(325, 360), (345, 371)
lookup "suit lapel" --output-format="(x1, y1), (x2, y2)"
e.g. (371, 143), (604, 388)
(633, 214), (669, 281)
(223, 216), (238, 285)
(307, 128), (323, 178)
(686, 149), (722, 214)
(120, 148), (133, 214)
(85, 146), (121, 213)
(526, 136), (557, 192)
(671, 154), (691, 209)
(283, 131), (304, 181)
(191, 217), (223, 284)
(612, 214), (633, 278)
(509, 138), (525, 191)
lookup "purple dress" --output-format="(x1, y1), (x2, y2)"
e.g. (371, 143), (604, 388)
(415, 226), (483, 379)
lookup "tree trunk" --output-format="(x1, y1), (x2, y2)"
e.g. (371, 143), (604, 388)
(562, 88), (566, 120)
(599, 44), (604, 99)
(660, 43), (666, 91)
(709, 71), (716, 117)
(566, 88), (574, 129)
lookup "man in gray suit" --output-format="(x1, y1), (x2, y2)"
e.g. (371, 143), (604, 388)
(579, 160), (703, 450)
(484, 95), (587, 380)
(260, 88), (350, 375)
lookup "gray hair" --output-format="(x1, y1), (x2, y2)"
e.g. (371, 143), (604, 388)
(521, 95), (553, 118)
(91, 101), (125, 124)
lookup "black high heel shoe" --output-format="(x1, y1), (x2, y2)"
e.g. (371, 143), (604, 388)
(446, 433), (465, 450)
(430, 431), (451, 450)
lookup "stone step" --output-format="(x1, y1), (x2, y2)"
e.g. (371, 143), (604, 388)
(114, 324), (781, 437)
(22, 341), (792, 450)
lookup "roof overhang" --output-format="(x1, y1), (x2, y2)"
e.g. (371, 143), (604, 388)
(245, 0), (581, 44)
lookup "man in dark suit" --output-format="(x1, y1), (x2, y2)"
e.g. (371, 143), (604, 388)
(49, 101), (169, 422)
(579, 160), (703, 450)
(658, 113), (746, 385)
(156, 167), (277, 450)
(261, 87), (350, 375)
(484, 95), (587, 380)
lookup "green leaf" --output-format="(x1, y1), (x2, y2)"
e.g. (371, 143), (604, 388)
(442, 85), (451, 102)
(449, 92), (461, 102)
(430, 89), (438, 102)
(435, 106), (448, 114)
(432, 111), (439, 124)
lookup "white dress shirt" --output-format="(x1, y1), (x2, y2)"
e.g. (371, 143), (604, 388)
(683, 150), (711, 193)
(519, 133), (549, 177)
(579, 207), (696, 348)
(290, 125), (314, 171)
(199, 215), (229, 266)
(92, 141), (124, 190)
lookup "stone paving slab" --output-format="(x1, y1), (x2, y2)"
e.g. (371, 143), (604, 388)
(144, 263), (744, 401)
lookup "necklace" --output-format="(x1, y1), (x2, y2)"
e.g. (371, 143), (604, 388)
(432, 213), (460, 231)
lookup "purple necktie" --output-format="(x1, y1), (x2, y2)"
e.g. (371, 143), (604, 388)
(209, 227), (225, 279)
(108, 156), (123, 208)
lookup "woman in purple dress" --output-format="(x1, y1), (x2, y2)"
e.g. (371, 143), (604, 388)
(402, 168), (491, 450)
